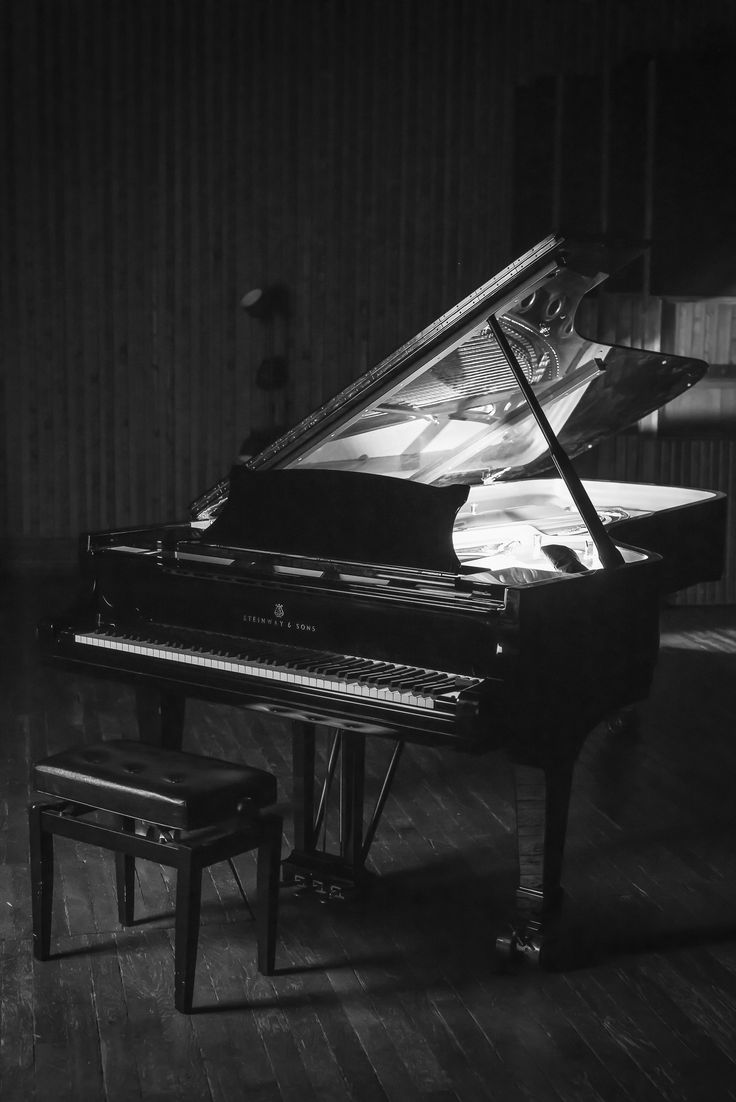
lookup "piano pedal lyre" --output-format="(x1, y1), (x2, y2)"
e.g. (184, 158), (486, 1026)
(285, 722), (405, 901)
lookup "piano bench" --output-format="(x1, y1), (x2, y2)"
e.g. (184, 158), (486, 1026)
(28, 738), (282, 1014)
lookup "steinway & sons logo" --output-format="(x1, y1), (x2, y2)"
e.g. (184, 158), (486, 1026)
(242, 602), (317, 633)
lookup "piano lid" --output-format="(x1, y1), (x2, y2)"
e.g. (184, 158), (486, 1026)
(191, 234), (706, 519)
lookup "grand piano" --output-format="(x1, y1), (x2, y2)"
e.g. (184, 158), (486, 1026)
(40, 234), (726, 963)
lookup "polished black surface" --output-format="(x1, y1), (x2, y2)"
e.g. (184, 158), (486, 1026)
(207, 468), (469, 572)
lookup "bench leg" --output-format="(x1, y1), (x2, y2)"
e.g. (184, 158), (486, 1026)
(29, 804), (54, 960)
(115, 816), (136, 926)
(256, 814), (282, 976)
(174, 848), (202, 1013)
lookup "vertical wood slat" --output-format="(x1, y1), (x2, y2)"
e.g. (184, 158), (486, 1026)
(2, 0), (735, 603)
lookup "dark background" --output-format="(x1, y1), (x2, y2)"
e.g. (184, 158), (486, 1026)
(2, 0), (735, 594)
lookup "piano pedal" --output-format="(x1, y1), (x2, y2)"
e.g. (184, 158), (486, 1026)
(289, 875), (357, 903)
(291, 872), (367, 903)
(283, 852), (370, 903)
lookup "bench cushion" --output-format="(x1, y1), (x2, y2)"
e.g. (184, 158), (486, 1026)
(32, 739), (277, 830)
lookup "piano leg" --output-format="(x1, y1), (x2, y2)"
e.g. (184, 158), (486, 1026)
(496, 759), (574, 968)
(135, 685), (186, 750)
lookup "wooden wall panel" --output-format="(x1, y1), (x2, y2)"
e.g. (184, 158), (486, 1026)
(1, 0), (735, 603)
(2, 0), (517, 548)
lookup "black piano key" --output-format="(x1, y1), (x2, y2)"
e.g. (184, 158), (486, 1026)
(388, 671), (434, 691)
(399, 675), (446, 694)
(392, 669), (428, 685)
(401, 672), (455, 694)
(333, 660), (380, 679)
(418, 676), (459, 696)
(281, 650), (336, 670)
(451, 676), (479, 690)
(353, 663), (397, 684)
(370, 665), (420, 686)
(300, 656), (355, 674)
(313, 662), (372, 679)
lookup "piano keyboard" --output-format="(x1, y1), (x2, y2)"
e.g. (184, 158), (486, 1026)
(73, 629), (482, 710)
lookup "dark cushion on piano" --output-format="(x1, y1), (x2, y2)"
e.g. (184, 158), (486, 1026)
(31, 739), (277, 831)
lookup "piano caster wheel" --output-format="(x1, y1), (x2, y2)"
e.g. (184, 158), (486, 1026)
(520, 934), (544, 968)
(495, 924), (546, 969)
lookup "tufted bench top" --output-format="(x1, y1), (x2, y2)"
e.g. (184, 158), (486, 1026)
(32, 739), (278, 831)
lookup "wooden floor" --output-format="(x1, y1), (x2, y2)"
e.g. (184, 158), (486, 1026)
(2, 572), (736, 1101)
